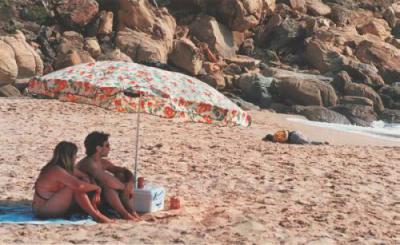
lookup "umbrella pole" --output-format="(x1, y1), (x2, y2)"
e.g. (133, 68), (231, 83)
(133, 93), (141, 188)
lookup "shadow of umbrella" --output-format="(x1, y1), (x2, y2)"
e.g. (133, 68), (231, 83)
(27, 61), (251, 184)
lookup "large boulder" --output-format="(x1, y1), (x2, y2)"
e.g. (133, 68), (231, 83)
(340, 57), (385, 88)
(116, 0), (176, 64)
(331, 70), (353, 94)
(340, 96), (374, 107)
(55, 0), (99, 28)
(54, 50), (95, 70)
(304, 38), (343, 73)
(97, 49), (132, 62)
(55, 31), (95, 69)
(280, 0), (306, 13)
(380, 109), (400, 123)
(98, 11), (113, 35)
(215, 0), (266, 31)
(292, 105), (351, 124)
(379, 83), (400, 110)
(355, 40), (400, 84)
(84, 38), (101, 58)
(270, 77), (337, 107)
(255, 13), (282, 47)
(116, 29), (170, 64)
(329, 4), (351, 26)
(262, 67), (333, 83)
(0, 40), (17, 87)
(257, 16), (304, 50)
(190, 15), (237, 58)
(305, 0), (331, 16)
(358, 19), (392, 40)
(225, 55), (261, 70)
(348, 8), (376, 29)
(304, 29), (385, 88)
(118, 0), (176, 49)
(332, 104), (378, 126)
(169, 38), (203, 75)
(0, 84), (21, 97)
(343, 82), (384, 113)
(304, 26), (378, 73)
(198, 72), (226, 90)
(1, 31), (43, 80)
(57, 31), (84, 55)
(234, 72), (274, 108)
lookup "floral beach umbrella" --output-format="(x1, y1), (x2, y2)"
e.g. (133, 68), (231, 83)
(27, 61), (251, 179)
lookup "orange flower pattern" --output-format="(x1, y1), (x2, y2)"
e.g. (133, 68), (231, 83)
(28, 61), (251, 126)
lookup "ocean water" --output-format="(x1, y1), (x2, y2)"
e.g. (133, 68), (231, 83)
(287, 117), (400, 141)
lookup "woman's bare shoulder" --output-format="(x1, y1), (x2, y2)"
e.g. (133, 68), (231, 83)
(45, 166), (70, 176)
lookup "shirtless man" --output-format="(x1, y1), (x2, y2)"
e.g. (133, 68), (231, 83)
(76, 131), (140, 221)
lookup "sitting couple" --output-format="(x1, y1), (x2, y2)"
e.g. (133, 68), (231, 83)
(32, 131), (140, 223)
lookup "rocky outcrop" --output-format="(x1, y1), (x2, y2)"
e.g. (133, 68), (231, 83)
(2, 0), (400, 124)
(116, 0), (176, 64)
(0, 84), (21, 97)
(98, 11), (113, 35)
(340, 96), (374, 107)
(270, 77), (337, 107)
(169, 38), (203, 75)
(2, 31), (43, 79)
(215, 0), (267, 32)
(54, 31), (95, 69)
(292, 105), (351, 124)
(380, 109), (400, 123)
(55, 0), (99, 28)
(355, 40), (400, 85)
(262, 67), (333, 83)
(343, 82), (384, 113)
(379, 83), (400, 110)
(0, 31), (43, 88)
(305, 0), (331, 16)
(116, 29), (170, 64)
(190, 15), (237, 59)
(118, 0), (176, 46)
(0, 40), (18, 87)
(332, 104), (377, 126)
(358, 19), (392, 40)
(234, 72), (274, 108)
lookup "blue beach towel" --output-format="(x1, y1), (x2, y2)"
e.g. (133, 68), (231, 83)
(0, 204), (96, 225)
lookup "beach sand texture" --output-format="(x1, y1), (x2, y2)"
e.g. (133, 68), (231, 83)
(0, 97), (399, 244)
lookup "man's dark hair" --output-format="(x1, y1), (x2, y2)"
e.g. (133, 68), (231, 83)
(262, 134), (274, 142)
(84, 131), (110, 156)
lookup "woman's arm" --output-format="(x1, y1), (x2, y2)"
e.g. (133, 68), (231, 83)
(73, 167), (90, 182)
(53, 166), (100, 193)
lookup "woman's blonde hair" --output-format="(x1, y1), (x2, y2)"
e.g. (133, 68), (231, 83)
(41, 141), (78, 174)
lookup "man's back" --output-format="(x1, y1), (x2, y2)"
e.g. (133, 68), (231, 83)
(77, 157), (101, 175)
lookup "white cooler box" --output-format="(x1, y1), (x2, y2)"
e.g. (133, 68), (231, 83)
(132, 184), (166, 213)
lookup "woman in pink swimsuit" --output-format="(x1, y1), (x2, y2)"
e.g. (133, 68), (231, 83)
(32, 141), (112, 223)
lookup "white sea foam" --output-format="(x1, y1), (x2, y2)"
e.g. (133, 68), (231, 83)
(287, 118), (400, 141)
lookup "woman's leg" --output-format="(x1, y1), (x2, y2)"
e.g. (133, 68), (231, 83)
(73, 191), (113, 223)
(34, 187), (74, 218)
(35, 187), (112, 223)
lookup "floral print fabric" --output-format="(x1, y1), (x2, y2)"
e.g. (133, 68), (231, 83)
(27, 61), (251, 126)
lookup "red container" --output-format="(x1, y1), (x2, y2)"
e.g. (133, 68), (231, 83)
(137, 177), (144, 189)
(170, 196), (180, 209)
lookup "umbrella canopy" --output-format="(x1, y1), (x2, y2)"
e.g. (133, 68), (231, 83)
(27, 61), (251, 127)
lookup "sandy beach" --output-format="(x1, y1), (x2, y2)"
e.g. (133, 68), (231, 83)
(0, 97), (399, 244)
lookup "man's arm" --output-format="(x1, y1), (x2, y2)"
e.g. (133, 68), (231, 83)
(86, 160), (125, 190)
(102, 159), (134, 183)
(102, 159), (134, 200)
